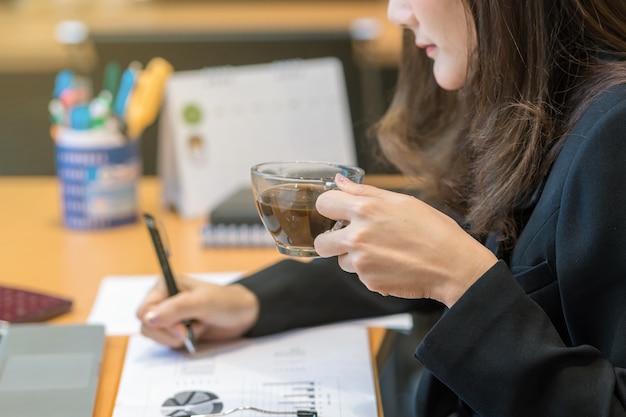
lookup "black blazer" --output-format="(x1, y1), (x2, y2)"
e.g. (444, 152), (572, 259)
(240, 84), (626, 416)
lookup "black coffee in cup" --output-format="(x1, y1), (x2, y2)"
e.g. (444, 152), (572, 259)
(256, 184), (335, 252)
(251, 161), (364, 257)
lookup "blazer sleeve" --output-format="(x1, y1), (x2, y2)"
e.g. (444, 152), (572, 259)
(238, 257), (440, 337)
(415, 88), (626, 416)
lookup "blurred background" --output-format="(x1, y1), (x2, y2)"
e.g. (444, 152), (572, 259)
(0, 0), (402, 175)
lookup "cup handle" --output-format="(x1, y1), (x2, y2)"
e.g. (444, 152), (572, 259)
(331, 219), (347, 231)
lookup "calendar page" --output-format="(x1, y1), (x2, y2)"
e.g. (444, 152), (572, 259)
(158, 58), (357, 218)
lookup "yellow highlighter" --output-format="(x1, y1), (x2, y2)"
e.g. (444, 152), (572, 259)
(125, 57), (174, 140)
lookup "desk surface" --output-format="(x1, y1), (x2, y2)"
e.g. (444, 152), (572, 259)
(0, 0), (401, 73)
(0, 176), (397, 417)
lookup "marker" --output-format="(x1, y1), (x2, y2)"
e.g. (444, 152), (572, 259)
(48, 99), (66, 125)
(53, 69), (74, 98)
(124, 57), (174, 140)
(69, 105), (91, 130)
(143, 213), (196, 354)
(113, 66), (138, 119)
(102, 60), (120, 102)
(89, 96), (110, 128)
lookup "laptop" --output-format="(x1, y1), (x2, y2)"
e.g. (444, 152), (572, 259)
(0, 322), (105, 417)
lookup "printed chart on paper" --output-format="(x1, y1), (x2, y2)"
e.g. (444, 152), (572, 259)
(113, 324), (378, 417)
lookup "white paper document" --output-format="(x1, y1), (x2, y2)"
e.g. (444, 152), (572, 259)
(88, 273), (413, 335)
(113, 324), (378, 417)
(88, 272), (242, 335)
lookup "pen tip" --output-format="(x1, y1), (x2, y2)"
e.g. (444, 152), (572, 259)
(184, 338), (196, 354)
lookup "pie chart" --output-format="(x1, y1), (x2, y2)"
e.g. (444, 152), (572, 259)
(161, 390), (224, 416)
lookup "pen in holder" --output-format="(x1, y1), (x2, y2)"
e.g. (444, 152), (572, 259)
(55, 126), (142, 230)
(50, 57), (173, 230)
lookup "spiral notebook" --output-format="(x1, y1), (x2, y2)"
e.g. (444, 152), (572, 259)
(202, 187), (274, 247)
(158, 57), (357, 218)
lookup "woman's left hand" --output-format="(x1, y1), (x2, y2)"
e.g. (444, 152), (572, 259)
(314, 174), (498, 308)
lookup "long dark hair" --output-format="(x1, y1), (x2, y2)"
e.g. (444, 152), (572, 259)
(375, 0), (626, 247)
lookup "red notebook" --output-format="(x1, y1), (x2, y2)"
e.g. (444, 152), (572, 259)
(0, 285), (73, 323)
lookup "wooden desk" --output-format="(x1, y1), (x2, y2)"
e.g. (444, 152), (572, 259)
(0, 0), (400, 73)
(0, 176), (391, 416)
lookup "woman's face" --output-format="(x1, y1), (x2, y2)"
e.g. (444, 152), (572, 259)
(387, 0), (475, 90)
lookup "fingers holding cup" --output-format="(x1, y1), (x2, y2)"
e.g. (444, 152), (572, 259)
(251, 161), (364, 257)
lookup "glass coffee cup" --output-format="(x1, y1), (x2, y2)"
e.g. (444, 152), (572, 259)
(251, 161), (365, 257)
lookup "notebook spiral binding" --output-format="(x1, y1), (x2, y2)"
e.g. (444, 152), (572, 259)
(200, 223), (275, 247)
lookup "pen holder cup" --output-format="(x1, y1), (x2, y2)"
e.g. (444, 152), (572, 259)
(55, 131), (142, 230)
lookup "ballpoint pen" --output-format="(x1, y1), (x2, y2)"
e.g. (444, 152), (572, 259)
(143, 212), (196, 354)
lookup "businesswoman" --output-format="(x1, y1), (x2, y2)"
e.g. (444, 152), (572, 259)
(138, 0), (626, 414)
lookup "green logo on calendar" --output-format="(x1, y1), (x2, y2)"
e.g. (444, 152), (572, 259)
(182, 103), (202, 125)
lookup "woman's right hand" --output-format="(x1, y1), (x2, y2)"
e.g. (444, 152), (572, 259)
(136, 275), (259, 350)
